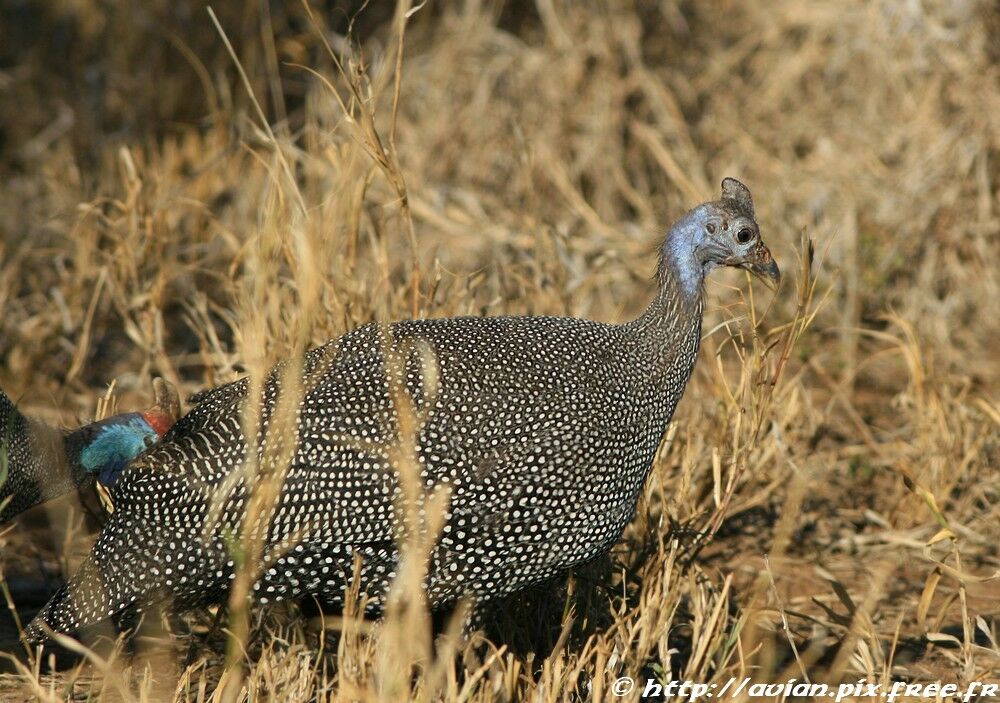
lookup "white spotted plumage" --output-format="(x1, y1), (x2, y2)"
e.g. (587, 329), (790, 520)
(27, 308), (700, 637)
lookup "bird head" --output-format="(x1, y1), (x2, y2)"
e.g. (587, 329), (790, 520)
(0, 378), (180, 522)
(76, 378), (180, 488)
(661, 178), (780, 295)
(77, 414), (161, 486)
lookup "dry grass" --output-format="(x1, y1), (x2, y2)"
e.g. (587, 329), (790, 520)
(0, 0), (997, 700)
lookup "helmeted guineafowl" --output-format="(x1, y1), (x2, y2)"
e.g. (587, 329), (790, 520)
(20, 177), (779, 644)
(0, 379), (180, 523)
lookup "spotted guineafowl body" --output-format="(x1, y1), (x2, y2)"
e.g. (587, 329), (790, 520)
(22, 178), (779, 642)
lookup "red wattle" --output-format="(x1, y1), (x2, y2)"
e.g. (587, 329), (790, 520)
(142, 411), (174, 437)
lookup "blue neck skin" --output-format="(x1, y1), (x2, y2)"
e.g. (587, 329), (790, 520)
(658, 205), (714, 304)
(78, 413), (158, 487)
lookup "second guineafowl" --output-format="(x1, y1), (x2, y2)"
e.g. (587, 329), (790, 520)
(20, 177), (779, 643)
(0, 379), (180, 522)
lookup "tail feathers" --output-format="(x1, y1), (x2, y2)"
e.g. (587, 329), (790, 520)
(21, 556), (137, 644)
(22, 509), (228, 644)
(22, 513), (153, 644)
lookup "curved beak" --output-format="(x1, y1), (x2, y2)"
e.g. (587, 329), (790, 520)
(747, 243), (780, 291)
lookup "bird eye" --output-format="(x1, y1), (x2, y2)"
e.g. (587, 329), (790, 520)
(736, 227), (753, 244)
(706, 222), (716, 235)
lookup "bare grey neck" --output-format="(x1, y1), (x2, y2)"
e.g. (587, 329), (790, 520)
(624, 215), (708, 377)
